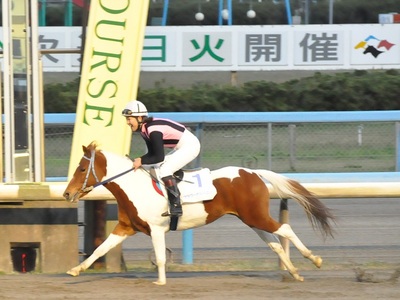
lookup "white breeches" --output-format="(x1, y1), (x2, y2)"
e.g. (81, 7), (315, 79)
(159, 130), (200, 178)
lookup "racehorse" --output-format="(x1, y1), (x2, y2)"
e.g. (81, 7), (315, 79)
(63, 141), (335, 285)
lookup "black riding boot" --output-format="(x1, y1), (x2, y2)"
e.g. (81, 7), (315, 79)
(161, 175), (183, 217)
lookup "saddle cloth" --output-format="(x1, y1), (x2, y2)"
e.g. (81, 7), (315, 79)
(177, 168), (217, 203)
(152, 168), (217, 203)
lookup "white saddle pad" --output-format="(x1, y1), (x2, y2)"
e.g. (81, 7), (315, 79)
(178, 168), (217, 203)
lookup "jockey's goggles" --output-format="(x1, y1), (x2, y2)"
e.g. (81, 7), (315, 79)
(122, 109), (133, 116)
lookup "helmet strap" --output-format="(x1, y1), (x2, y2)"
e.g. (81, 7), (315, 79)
(135, 116), (144, 132)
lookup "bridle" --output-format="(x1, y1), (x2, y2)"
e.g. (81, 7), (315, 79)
(81, 149), (100, 193)
(80, 149), (134, 193)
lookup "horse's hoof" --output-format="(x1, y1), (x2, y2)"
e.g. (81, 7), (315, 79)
(293, 274), (304, 282)
(314, 256), (323, 268)
(67, 268), (80, 277)
(153, 280), (166, 285)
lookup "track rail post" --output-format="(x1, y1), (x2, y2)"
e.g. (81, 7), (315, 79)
(278, 198), (289, 270)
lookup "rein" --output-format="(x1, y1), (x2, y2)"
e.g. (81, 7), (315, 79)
(81, 149), (134, 193)
(80, 150), (190, 196)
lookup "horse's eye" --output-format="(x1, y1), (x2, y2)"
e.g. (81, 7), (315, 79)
(79, 167), (86, 172)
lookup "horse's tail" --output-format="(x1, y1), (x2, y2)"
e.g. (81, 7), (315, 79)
(254, 169), (336, 239)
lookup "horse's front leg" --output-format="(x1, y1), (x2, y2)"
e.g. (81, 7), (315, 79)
(67, 233), (129, 276)
(150, 227), (168, 285)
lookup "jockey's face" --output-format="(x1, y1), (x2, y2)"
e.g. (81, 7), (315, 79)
(126, 116), (143, 132)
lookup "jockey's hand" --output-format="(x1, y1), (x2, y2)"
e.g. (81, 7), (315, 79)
(133, 157), (142, 171)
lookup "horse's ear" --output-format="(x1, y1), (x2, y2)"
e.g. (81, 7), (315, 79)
(82, 145), (88, 153)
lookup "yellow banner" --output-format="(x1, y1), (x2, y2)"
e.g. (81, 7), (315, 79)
(68, 0), (149, 178)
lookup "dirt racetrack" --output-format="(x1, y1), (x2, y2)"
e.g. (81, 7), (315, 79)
(1, 198), (399, 299)
(1, 268), (400, 300)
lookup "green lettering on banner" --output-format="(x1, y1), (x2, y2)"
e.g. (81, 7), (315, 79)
(90, 51), (122, 72)
(100, 0), (130, 14)
(95, 20), (127, 43)
(87, 78), (118, 99)
(83, 103), (114, 127)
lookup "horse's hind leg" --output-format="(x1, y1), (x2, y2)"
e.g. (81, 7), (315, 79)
(274, 224), (322, 268)
(67, 233), (129, 276)
(252, 228), (304, 281)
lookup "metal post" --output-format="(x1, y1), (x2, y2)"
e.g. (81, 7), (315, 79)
(289, 124), (296, 171)
(39, 0), (46, 26)
(227, 0), (232, 25)
(182, 122), (204, 264)
(329, 0), (334, 24)
(278, 199), (289, 269)
(182, 230), (193, 264)
(396, 122), (400, 172)
(194, 123), (204, 168)
(267, 123), (272, 170)
(0, 64), (2, 183)
(284, 0), (293, 25)
(2, 0), (13, 182)
(218, 0), (223, 25)
(31, 0), (45, 182)
(79, 0), (89, 75)
(161, 0), (169, 26)
(304, 0), (309, 24)
(65, 0), (73, 26)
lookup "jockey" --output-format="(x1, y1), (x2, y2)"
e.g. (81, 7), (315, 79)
(122, 100), (201, 217)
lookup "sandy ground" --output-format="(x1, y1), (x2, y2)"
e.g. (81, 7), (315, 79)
(2, 198), (399, 299)
(1, 268), (399, 300)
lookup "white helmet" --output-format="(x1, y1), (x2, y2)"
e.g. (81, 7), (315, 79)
(122, 100), (148, 117)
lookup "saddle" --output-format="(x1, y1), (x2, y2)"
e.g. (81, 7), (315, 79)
(150, 168), (199, 182)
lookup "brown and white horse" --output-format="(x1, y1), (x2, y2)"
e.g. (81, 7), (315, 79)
(63, 142), (335, 285)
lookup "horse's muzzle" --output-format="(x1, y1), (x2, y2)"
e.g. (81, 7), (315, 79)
(63, 190), (80, 203)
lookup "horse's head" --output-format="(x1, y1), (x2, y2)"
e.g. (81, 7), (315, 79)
(63, 141), (107, 203)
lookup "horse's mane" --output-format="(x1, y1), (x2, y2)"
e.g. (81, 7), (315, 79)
(86, 141), (131, 173)
(83, 140), (136, 181)
(87, 141), (101, 152)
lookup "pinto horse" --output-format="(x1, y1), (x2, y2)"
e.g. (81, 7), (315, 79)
(63, 142), (335, 285)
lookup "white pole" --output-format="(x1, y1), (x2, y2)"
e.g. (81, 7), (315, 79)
(357, 125), (363, 147)
(2, 0), (14, 182)
(30, 0), (45, 182)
